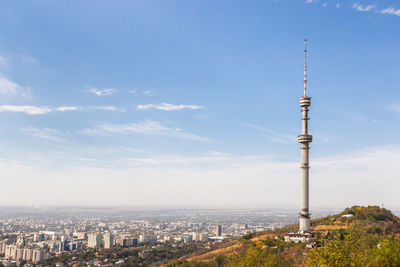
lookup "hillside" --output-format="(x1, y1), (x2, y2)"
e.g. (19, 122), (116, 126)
(164, 206), (400, 267)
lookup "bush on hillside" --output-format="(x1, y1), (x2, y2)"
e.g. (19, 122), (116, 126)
(341, 206), (394, 222)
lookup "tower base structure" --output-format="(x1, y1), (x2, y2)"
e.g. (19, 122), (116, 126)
(285, 215), (315, 244)
(284, 231), (315, 244)
(285, 216), (315, 244)
(299, 217), (310, 232)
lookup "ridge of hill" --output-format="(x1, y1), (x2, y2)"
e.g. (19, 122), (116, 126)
(164, 206), (400, 267)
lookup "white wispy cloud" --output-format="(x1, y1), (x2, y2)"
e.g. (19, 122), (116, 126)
(387, 103), (400, 113)
(142, 90), (153, 96)
(312, 133), (335, 143)
(0, 57), (6, 68)
(337, 110), (377, 124)
(21, 127), (65, 142)
(80, 120), (216, 143)
(94, 106), (117, 111)
(87, 88), (117, 96)
(74, 146), (143, 156)
(128, 90), (137, 95)
(0, 105), (52, 115)
(306, 0), (313, 4)
(0, 75), (31, 97)
(93, 106), (126, 112)
(245, 124), (297, 144)
(339, 110), (364, 121)
(336, 3), (340, 8)
(20, 53), (38, 65)
(247, 123), (333, 144)
(118, 152), (278, 168)
(380, 7), (400, 16)
(0, 105), (80, 115)
(55, 106), (78, 111)
(0, 105), (130, 115)
(353, 3), (375, 12)
(137, 103), (203, 111)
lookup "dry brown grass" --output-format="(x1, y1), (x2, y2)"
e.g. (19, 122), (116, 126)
(186, 243), (241, 262)
(186, 232), (277, 262)
(313, 224), (349, 231)
(250, 233), (275, 242)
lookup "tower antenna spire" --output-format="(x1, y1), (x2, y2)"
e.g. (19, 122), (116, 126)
(304, 38), (307, 97)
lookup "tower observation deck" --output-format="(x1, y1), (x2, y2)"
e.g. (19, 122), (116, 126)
(298, 39), (312, 232)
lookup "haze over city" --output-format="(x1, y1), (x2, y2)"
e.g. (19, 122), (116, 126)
(0, 0), (399, 209)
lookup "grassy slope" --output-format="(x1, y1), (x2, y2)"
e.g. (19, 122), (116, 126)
(173, 206), (400, 265)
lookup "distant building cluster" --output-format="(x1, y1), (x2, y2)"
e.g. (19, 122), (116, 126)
(0, 208), (297, 266)
(0, 231), (82, 265)
(2, 244), (44, 263)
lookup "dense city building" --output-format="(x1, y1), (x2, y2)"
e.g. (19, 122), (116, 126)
(0, 206), (336, 266)
(87, 233), (101, 248)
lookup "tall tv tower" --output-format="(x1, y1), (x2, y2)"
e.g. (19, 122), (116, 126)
(297, 38), (312, 232)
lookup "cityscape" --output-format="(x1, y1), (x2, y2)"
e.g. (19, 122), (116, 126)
(0, 207), (338, 266)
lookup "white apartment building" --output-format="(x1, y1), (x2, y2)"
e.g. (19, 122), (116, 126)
(103, 234), (113, 249)
(138, 235), (157, 243)
(32, 249), (44, 263)
(87, 233), (101, 248)
(192, 232), (208, 242)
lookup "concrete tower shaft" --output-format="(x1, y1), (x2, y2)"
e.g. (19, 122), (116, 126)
(297, 39), (312, 232)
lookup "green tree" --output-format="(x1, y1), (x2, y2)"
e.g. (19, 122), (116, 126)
(307, 224), (378, 266)
(215, 255), (228, 267)
(373, 237), (400, 266)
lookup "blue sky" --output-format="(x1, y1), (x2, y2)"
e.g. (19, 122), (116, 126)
(0, 0), (399, 208)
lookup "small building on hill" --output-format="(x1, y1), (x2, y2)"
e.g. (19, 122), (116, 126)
(284, 231), (315, 243)
(341, 214), (354, 218)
